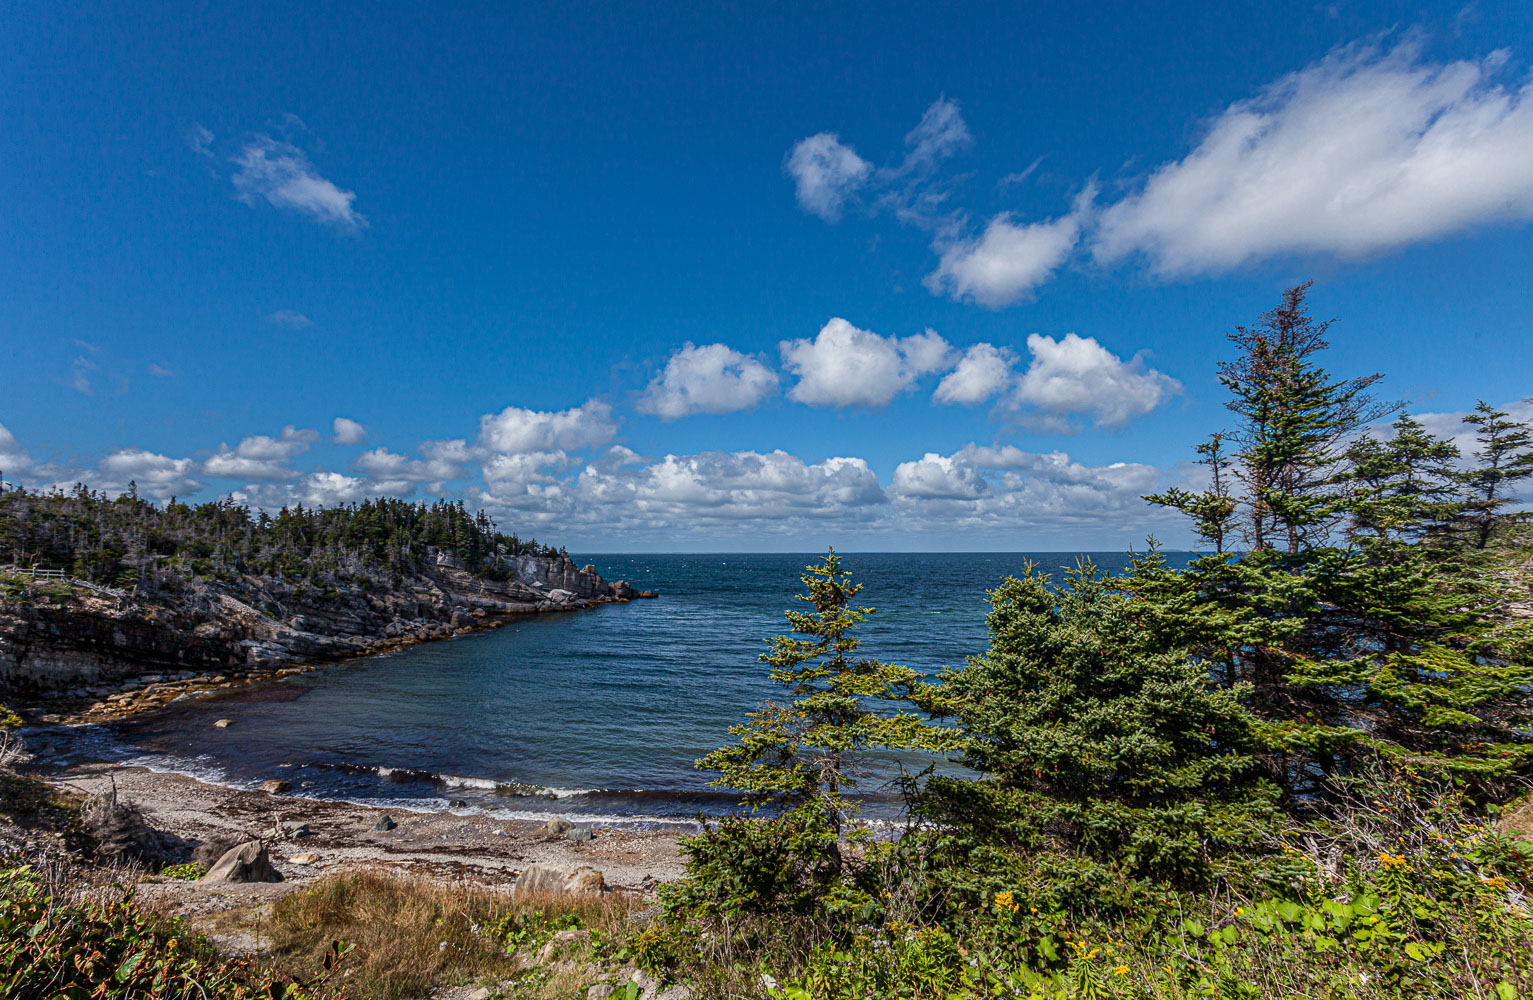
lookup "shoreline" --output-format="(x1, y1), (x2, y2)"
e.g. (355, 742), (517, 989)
(35, 758), (688, 892)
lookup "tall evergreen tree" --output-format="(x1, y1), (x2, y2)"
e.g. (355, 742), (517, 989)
(919, 563), (1279, 905)
(1343, 413), (1462, 549)
(1210, 282), (1391, 552)
(1457, 400), (1533, 549)
(697, 549), (944, 839)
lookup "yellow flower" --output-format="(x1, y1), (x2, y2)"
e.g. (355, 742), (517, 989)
(1113, 966), (1129, 976)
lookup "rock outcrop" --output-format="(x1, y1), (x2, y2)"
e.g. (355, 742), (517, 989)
(1, 553), (650, 701)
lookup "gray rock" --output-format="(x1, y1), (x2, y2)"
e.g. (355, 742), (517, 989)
(544, 816), (574, 838)
(568, 826), (594, 842)
(517, 862), (568, 894)
(281, 821), (310, 837)
(259, 779), (291, 794)
(201, 840), (281, 883)
(372, 814), (397, 831)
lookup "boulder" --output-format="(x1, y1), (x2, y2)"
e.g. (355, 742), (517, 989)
(289, 852), (319, 865)
(568, 826), (594, 842)
(638, 590), (659, 599)
(202, 841), (281, 883)
(547, 589), (575, 604)
(372, 814), (397, 831)
(544, 816), (574, 838)
(536, 927), (591, 963)
(565, 865), (604, 893)
(516, 863), (604, 895)
(608, 580), (636, 599)
(259, 779), (291, 794)
(281, 821), (310, 838)
(517, 862), (569, 894)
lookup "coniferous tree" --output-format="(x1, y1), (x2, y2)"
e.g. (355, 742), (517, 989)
(698, 549), (944, 839)
(1133, 287), (1532, 804)
(1456, 400), (1533, 549)
(1343, 413), (1462, 549)
(919, 562), (1279, 904)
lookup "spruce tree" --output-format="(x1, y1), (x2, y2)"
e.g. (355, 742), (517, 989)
(1457, 400), (1533, 549)
(919, 562), (1278, 904)
(697, 548), (944, 836)
(1134, 287), (1532, 804)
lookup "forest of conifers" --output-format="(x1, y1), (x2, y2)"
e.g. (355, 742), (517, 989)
(0, 492), (561, 587)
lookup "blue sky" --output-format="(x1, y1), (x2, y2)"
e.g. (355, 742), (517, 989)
(3, 1), (1531, 550)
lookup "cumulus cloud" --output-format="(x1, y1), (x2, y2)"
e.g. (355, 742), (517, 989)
(0, 424), (33, 477)
(97, 448), (202, 499)
(933, 343), (1018, 406)
(293, 471), (370, 507)
(780, 319), (952, 409)
(478, 399), (618, 454)
(890, 452), (990, 499)
(354, 441), (470, 490)
(572, 450), (887, 525)
(926, 208), (1084, 307)
(786, 133), (873, 222)
(269, 310), (314, 329)
(232, 136), (365, 230)
(1094, 43), (1533, 274)
(331, 417), (367, 445)
(887, 444), (1170, 535)
(1008, 334), (1180, 431)
(637, 343), (779, 420)
(204, 426), (319, 481)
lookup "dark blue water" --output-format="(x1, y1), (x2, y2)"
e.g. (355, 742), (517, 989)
(46, 552), (1171, 827)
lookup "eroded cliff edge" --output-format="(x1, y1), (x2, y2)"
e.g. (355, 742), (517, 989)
(0, 549), (650, 704)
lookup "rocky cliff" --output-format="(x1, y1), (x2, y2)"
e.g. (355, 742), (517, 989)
(0, 554), (650, 701)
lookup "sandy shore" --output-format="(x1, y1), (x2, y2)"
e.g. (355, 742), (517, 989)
(39, 760), (687, 935)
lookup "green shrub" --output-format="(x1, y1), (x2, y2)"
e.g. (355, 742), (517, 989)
(0, 865), (345, 999)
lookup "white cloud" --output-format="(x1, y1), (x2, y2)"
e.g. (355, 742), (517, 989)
(97, 448), (202, 499)
(891, 452), (990, 499)
(933, 343), (1017, 406)
(232, 136), (365, 230)
(204, 426), (319, 481)
(331, 417), (367, 445)
(780, 318), (952, 409)
(188, 124), (214, 157)
(148, 363), (175, 377)
(1009, 334), (1180, 431)
(637, 342), (779, 420)
(354, 441), (470, 488)
(571, 450), (887, 525)
(293, 471), (370, 507)
(1094, 43), (1533, 274)
(926, 185), (1095, 307)
(68, 356), (95, 396)
(895, 98), (973, 177)
(785, 132), (873, 222)
(0, 424), (33, 477)
(269, 309), (314, 328)
(478, 399), (617, 454)
(887, 444), (1170, 535)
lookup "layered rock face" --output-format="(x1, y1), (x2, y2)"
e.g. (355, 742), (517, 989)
(0, 553), (644, 698)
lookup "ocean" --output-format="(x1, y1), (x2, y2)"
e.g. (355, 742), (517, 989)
(40, 552), (1175, 828)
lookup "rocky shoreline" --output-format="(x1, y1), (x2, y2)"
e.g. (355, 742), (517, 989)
(0, 551), (657, 722)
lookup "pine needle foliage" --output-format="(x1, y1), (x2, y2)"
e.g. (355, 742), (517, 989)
(919, 562), (1280, 904)
(697, 548), (948, 832)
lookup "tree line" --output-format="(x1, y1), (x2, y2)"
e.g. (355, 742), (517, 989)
(0, 488), (562, 589)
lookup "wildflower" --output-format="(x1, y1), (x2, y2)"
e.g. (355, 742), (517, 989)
(1113, 966), (1129, 976)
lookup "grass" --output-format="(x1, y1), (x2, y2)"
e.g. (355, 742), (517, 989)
(265, 868), (648, 1000)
